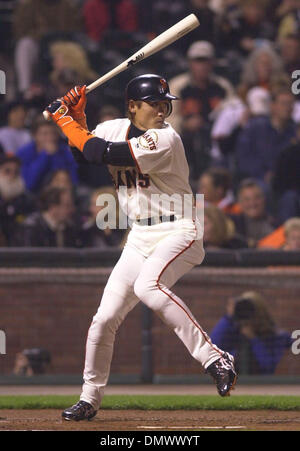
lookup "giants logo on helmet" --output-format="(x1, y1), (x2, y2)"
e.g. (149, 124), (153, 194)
(159, 78), (168, 94)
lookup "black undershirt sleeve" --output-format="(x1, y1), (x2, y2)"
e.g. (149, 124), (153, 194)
(82, 137), (135, 166)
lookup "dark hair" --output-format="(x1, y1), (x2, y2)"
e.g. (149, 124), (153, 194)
(232, 291), (275, 337)
(39, 187), (68, 211)
(42, 169), (72, 189)
(237, 178), (263, 196)
(31, 115), (56, 135)
(204, 167), (232, 192)
(1, 101), (27, 123)
(271, 88), (294, 103)
(0, 153), (21, 167)
(233, 298), (255, 321)
(283, 33), (300, 43)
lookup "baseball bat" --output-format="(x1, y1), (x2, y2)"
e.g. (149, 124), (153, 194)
(43, 13), (199, 119)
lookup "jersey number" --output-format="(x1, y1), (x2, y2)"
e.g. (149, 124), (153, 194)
(116, 169), (150, 189)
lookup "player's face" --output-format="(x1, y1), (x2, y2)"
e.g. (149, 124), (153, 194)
(129, 100), (170, 130)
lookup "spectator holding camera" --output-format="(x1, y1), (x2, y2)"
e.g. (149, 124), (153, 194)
(210, 291), (292, 374)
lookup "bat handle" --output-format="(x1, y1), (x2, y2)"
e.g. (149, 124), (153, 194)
(43, 86), (91, 120)
(43, 110), (51, 120)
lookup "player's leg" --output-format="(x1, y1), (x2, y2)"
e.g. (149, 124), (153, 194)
(133, 229), (236, 394)
(63, 245), (144, 420)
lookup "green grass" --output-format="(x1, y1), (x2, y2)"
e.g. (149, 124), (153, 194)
(0, 395), (300, 411)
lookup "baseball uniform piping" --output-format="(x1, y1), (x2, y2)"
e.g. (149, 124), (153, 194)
(156, 238), (223, 357)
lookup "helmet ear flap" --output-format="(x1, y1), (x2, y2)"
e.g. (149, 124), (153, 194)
(165, 101), (172, 118)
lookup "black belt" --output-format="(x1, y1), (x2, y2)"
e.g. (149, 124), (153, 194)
(135, 215), (176, 226)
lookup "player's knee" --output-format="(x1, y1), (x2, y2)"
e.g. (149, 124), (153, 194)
(88, 312), (120, 342)
(134, 276), (155, 302)
(134, 276), (163, 310)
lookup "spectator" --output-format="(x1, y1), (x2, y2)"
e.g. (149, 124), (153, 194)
(13, 348), (51, 376)
(210, 95), (246, 167)
(279, 33), (300, 77)
(216, 0), (275, 57)
(231, 179), (274, 247)
(257, 216), (300, 250)
(272, 0), (298, 26)
(0, 102), (31, 154)
(83, 0), (138, 43)
(168, 40), (234, 134)
(18, 187), (80, 247)
(17, 117), (78, 193)
(12, 0), (82, 95)
(197, 167), (240, 215)
(210, 85), (273, 168)
(49, 41), (98, 87)
(273, 122), (300, 224)
(203, 203), (247, 249)
(210, 291), (292, 374)
(168, 41), (234, 180)
(277, 0), (300, 40)
(80, 186), (125, 248)
(238, 43), (285, 99)
(43, 169), (74, 191)
(137, 0), (185, 35)
(183, 0), (217, 46)
(0, 154), (35, 246)
(235, 89), (296, 187)
(283, 217), (300, 250)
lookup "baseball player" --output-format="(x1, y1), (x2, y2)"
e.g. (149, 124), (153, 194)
(45, 74), (237, 421)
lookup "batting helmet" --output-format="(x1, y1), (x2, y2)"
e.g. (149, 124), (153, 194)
(126, 74), (178, 102)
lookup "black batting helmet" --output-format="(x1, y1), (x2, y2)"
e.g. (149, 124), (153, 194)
(125, 74), (178, 117)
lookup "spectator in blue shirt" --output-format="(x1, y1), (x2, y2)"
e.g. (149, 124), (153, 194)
(17, 116), (78, 193)
(210, 291), (292, 374)
(235, 89), (296, 190)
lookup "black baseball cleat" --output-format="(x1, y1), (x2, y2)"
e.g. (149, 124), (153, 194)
(206, 352), (237, 397)
(62, 400), (97, 421)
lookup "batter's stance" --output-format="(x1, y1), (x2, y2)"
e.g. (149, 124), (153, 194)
(46, 74), (237, 421)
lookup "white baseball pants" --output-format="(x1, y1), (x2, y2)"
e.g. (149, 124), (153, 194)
(80, 220), (223, 410)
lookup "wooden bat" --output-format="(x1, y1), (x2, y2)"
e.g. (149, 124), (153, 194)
(43, 14), (199, 119)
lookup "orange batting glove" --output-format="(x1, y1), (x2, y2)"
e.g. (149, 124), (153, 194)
(46, 98), (94, 152)
(62, 85), (88, 147)
(63, 85), (87, 127)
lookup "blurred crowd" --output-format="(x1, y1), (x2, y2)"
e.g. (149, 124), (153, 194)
(0, 0), (300, 250)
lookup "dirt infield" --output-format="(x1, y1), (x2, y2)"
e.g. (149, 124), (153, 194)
(1, 409), (300, 431)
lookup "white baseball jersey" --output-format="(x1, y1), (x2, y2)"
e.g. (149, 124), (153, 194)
(93, 118), (195, 221)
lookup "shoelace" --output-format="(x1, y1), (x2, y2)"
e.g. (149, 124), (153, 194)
(217, 357), (233, 372)
(73, 401), (89, 412)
